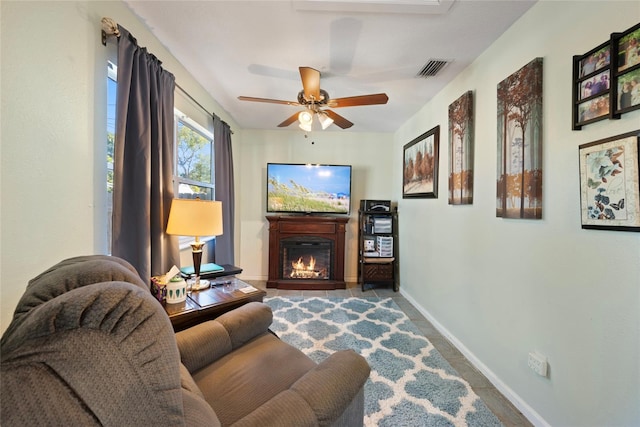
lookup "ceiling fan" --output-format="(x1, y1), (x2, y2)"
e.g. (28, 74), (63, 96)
(238, 66), (388, 130)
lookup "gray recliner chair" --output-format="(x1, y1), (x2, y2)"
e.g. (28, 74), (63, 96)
(0, 255), (370, 426)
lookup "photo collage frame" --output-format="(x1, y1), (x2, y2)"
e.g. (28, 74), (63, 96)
(573, 22), (640, 130)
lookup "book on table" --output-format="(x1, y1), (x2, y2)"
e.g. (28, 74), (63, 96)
(180, 263), (225, 277)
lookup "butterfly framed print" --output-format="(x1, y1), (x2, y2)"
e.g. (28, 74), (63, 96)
(578, 130), (640, 232)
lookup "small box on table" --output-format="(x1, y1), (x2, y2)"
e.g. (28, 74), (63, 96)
(150, 276), (167, 303)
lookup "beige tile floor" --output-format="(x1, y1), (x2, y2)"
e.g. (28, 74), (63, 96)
(247, 280), (533, 427)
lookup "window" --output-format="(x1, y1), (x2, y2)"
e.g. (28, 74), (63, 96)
(174, 110), (215, 247)
(105, 65), (215, 251)
(174, 110), (215, 200)
(106, 61), (117, 253)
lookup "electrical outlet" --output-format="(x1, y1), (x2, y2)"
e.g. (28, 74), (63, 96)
(528, 352), (548, 377)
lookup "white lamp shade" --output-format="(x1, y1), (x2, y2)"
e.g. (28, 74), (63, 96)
(298, 110), (313, 125)
(166, 199), (223, 237)
(318, 112), (334, 129)
(299, 121), (312, 132)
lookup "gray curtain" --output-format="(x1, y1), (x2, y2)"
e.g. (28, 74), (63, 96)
(112, 26), (179, 280)
(213, 117), (235, 265)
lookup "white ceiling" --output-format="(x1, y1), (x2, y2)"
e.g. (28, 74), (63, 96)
(124, 0), (536, 132)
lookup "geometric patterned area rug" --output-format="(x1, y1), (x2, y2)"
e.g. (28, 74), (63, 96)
(265, 297), (503, 427)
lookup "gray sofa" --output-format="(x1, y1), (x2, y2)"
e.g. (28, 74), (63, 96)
(0, 255), (370, 426)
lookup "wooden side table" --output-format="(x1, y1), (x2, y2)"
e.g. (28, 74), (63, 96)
(165, 277), (266, 332)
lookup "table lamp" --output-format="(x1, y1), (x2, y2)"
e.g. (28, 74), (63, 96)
(166, 198), (223, 288)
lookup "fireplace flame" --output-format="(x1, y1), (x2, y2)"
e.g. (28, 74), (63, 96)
(290, 256), (320, 278)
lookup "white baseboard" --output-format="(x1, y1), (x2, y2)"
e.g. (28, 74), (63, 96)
(399, 289), (551, 427)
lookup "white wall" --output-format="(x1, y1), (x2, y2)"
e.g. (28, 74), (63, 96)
(394, 2), (640, 426)
(235, 129), (394, 282)
(0, 1), (237, 332)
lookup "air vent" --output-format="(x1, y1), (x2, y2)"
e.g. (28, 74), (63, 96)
(416, 59), (450, 77)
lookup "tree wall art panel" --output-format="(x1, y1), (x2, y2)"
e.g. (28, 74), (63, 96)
(496, 58), (543, 219)
(448, 90), (474, 205)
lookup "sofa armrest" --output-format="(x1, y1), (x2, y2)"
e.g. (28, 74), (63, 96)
(2, 255), (147, 341)
(176, 302), (273, 373)
(1, 282), (185, 426)
(233, 349), (370, 427)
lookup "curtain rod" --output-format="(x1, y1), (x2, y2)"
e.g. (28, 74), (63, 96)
(175, 83), (233, 134)
(101, 17), (233, 134)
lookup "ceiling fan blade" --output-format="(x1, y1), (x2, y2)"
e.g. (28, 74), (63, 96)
(324, 110), (353, 129)
(238, 96), (299, 106)
(327, 93), (388, 108)
(299, 67), (321, 102)
(277, 112), (300, 128)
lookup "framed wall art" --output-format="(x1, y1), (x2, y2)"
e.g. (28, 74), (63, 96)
(403, 125), (439, 199)
(612, 23), (640, 115)
(572, 22), (640, 130)
(448, 91), (474, 205)
(496, 58), (543, 219)
(579, 130), (640, 232)
(572, 41), (612, 129)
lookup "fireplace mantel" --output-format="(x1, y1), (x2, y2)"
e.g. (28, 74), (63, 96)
(266, 215), (349, 290)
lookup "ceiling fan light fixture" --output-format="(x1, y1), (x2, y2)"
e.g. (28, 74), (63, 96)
(298, 110), (313, 125)
(318, 112), (334, 129)
(299, 122), (312, 132)
(298, 110), (314, 131)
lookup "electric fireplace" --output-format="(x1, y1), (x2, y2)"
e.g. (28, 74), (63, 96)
(267, 216), (349, 290)
(281, 237), (332, 280)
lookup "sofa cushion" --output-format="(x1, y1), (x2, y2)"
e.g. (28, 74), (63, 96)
(177, 321), (233, 373)
(180, 362), (221, 426)
(215, 301), (273, 348)
(181, 388), (221, 427)
(176, 302), (273, 374)
(180, 362), (206, 400)
(193, 333), (316, 425)
(232, 390), (318, 427)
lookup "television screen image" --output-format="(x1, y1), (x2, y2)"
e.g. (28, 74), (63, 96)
(267, 163), (352, 214)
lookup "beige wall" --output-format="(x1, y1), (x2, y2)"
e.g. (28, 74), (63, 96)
(393, 2), (640, 426)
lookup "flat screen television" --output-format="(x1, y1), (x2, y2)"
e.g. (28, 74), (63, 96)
(267, 163), (352, 214)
